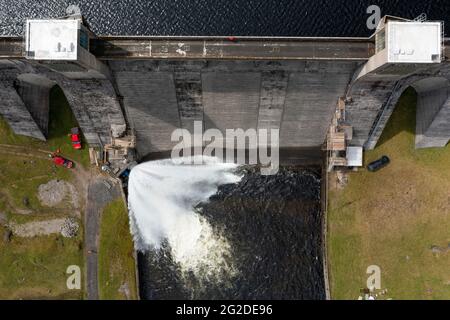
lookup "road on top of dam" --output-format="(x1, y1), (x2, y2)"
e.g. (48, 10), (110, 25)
(1, 36), (377, 60)
(90, 37), (375, 60)
(2, 36), (450, 61)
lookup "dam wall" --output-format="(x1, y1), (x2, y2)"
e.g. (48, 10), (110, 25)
(2, 57), (449, 158)
(110, 60), (359, 157)
(412, 76), (450, 148)
(1, 30), (449, 157)
(15, 73), (54, 137)
(347, 63), (450, 149)
(0, 60), (46, 140)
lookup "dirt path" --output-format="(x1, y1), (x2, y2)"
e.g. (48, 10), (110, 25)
(0, 144), (51, 160)
(1, 143), (102, 299)
(85, 177), (122, 300)
(1, 143), (122, 299)
(9, 218), (67, 237)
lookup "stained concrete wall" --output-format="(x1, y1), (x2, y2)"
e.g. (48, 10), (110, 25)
(346, 73), (403, 148)
(38, 72), (126, 146)
(0, 60), (46, 140)
(15, 73), (55, 137)
(114, 71), (181, 152)
(413, 77), (450, 148)
(0, 60), (126, 147)
(110, 60), (358, 156)
(2, 57), (449, 155)
(347, 62), (450, 150)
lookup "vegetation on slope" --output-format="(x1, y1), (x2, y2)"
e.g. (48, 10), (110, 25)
(98, 198), (138, 300)
(0, 86), (88, 299)
(328, 88), (450, 300)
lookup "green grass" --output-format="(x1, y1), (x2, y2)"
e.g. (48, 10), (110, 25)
(0, 146), (85, 299)
(0, 86), (90, 168)
(0, 86), (89, 299)
(98, 198), (138, 300)
(46, 86), (90, 168)
(0, 226), (84, 299)
(328, 88), (450, 300)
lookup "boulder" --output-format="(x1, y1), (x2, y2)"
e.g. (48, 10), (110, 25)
(60, 218), (79, 238)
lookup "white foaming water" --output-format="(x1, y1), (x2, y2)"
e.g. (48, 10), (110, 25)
(128, 156), (242, 279)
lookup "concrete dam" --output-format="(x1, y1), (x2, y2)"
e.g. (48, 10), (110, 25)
(1, 16), (449, 165)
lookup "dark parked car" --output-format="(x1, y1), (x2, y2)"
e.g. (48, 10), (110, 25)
(367, 156), (390, 172)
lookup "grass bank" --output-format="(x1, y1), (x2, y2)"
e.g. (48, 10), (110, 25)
(98, 198), (138, 300)
(1, 86), (90, 168)
(0, 86), (89, 299)
(0, 226), (84, 299)
(328, 88), (450, 300)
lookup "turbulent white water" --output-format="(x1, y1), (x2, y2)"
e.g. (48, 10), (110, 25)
(128, 156), (242, 280)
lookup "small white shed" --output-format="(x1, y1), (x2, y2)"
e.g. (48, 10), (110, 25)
(346, 147), (363, 167)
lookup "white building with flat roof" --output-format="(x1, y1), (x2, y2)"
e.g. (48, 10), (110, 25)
(357, 16), (444, 79)
(24, 18), (108, 78)
(25, 19), (81, 60)
(385, 21), (442, 63)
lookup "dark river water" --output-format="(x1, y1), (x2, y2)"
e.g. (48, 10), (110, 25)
(137, 166), (324, 300)
(1, 0), (449, 36)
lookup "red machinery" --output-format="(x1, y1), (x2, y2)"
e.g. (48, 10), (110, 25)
(70, 127), (82, 150)
(51, 154), (73, 169)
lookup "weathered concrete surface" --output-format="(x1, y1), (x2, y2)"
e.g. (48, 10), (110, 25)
(346, 74), (401, 148)
(202, 71), (261, 132)
(0, 60), (126, 146)
(173, 63), (203, 132)
(31, 64), (126, 146)
(113, 70), (181, 153)
(111, 60), (358, 156)
(91, 37), (374, 61)
(413, 77), (450, 148)
(282, 65), (353, 147)
(2, 56), (450, 155)
(15, 73), (55, 137)
(258, 70), (288, 131)
(0, 60), (46, 140)
(347, 63), (450, 149)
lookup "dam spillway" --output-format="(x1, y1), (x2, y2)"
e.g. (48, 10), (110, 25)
(110, 59), (358, 156)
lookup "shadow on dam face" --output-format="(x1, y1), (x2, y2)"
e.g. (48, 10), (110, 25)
(111, 60), (357, 156)
(140, 147), (324, 167)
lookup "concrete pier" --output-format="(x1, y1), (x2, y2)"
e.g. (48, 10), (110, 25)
(413, 77), (450, 148)
(0, 60), (126, 147)
(0, 60), (46, 140)
(15, 73), (54, 137)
